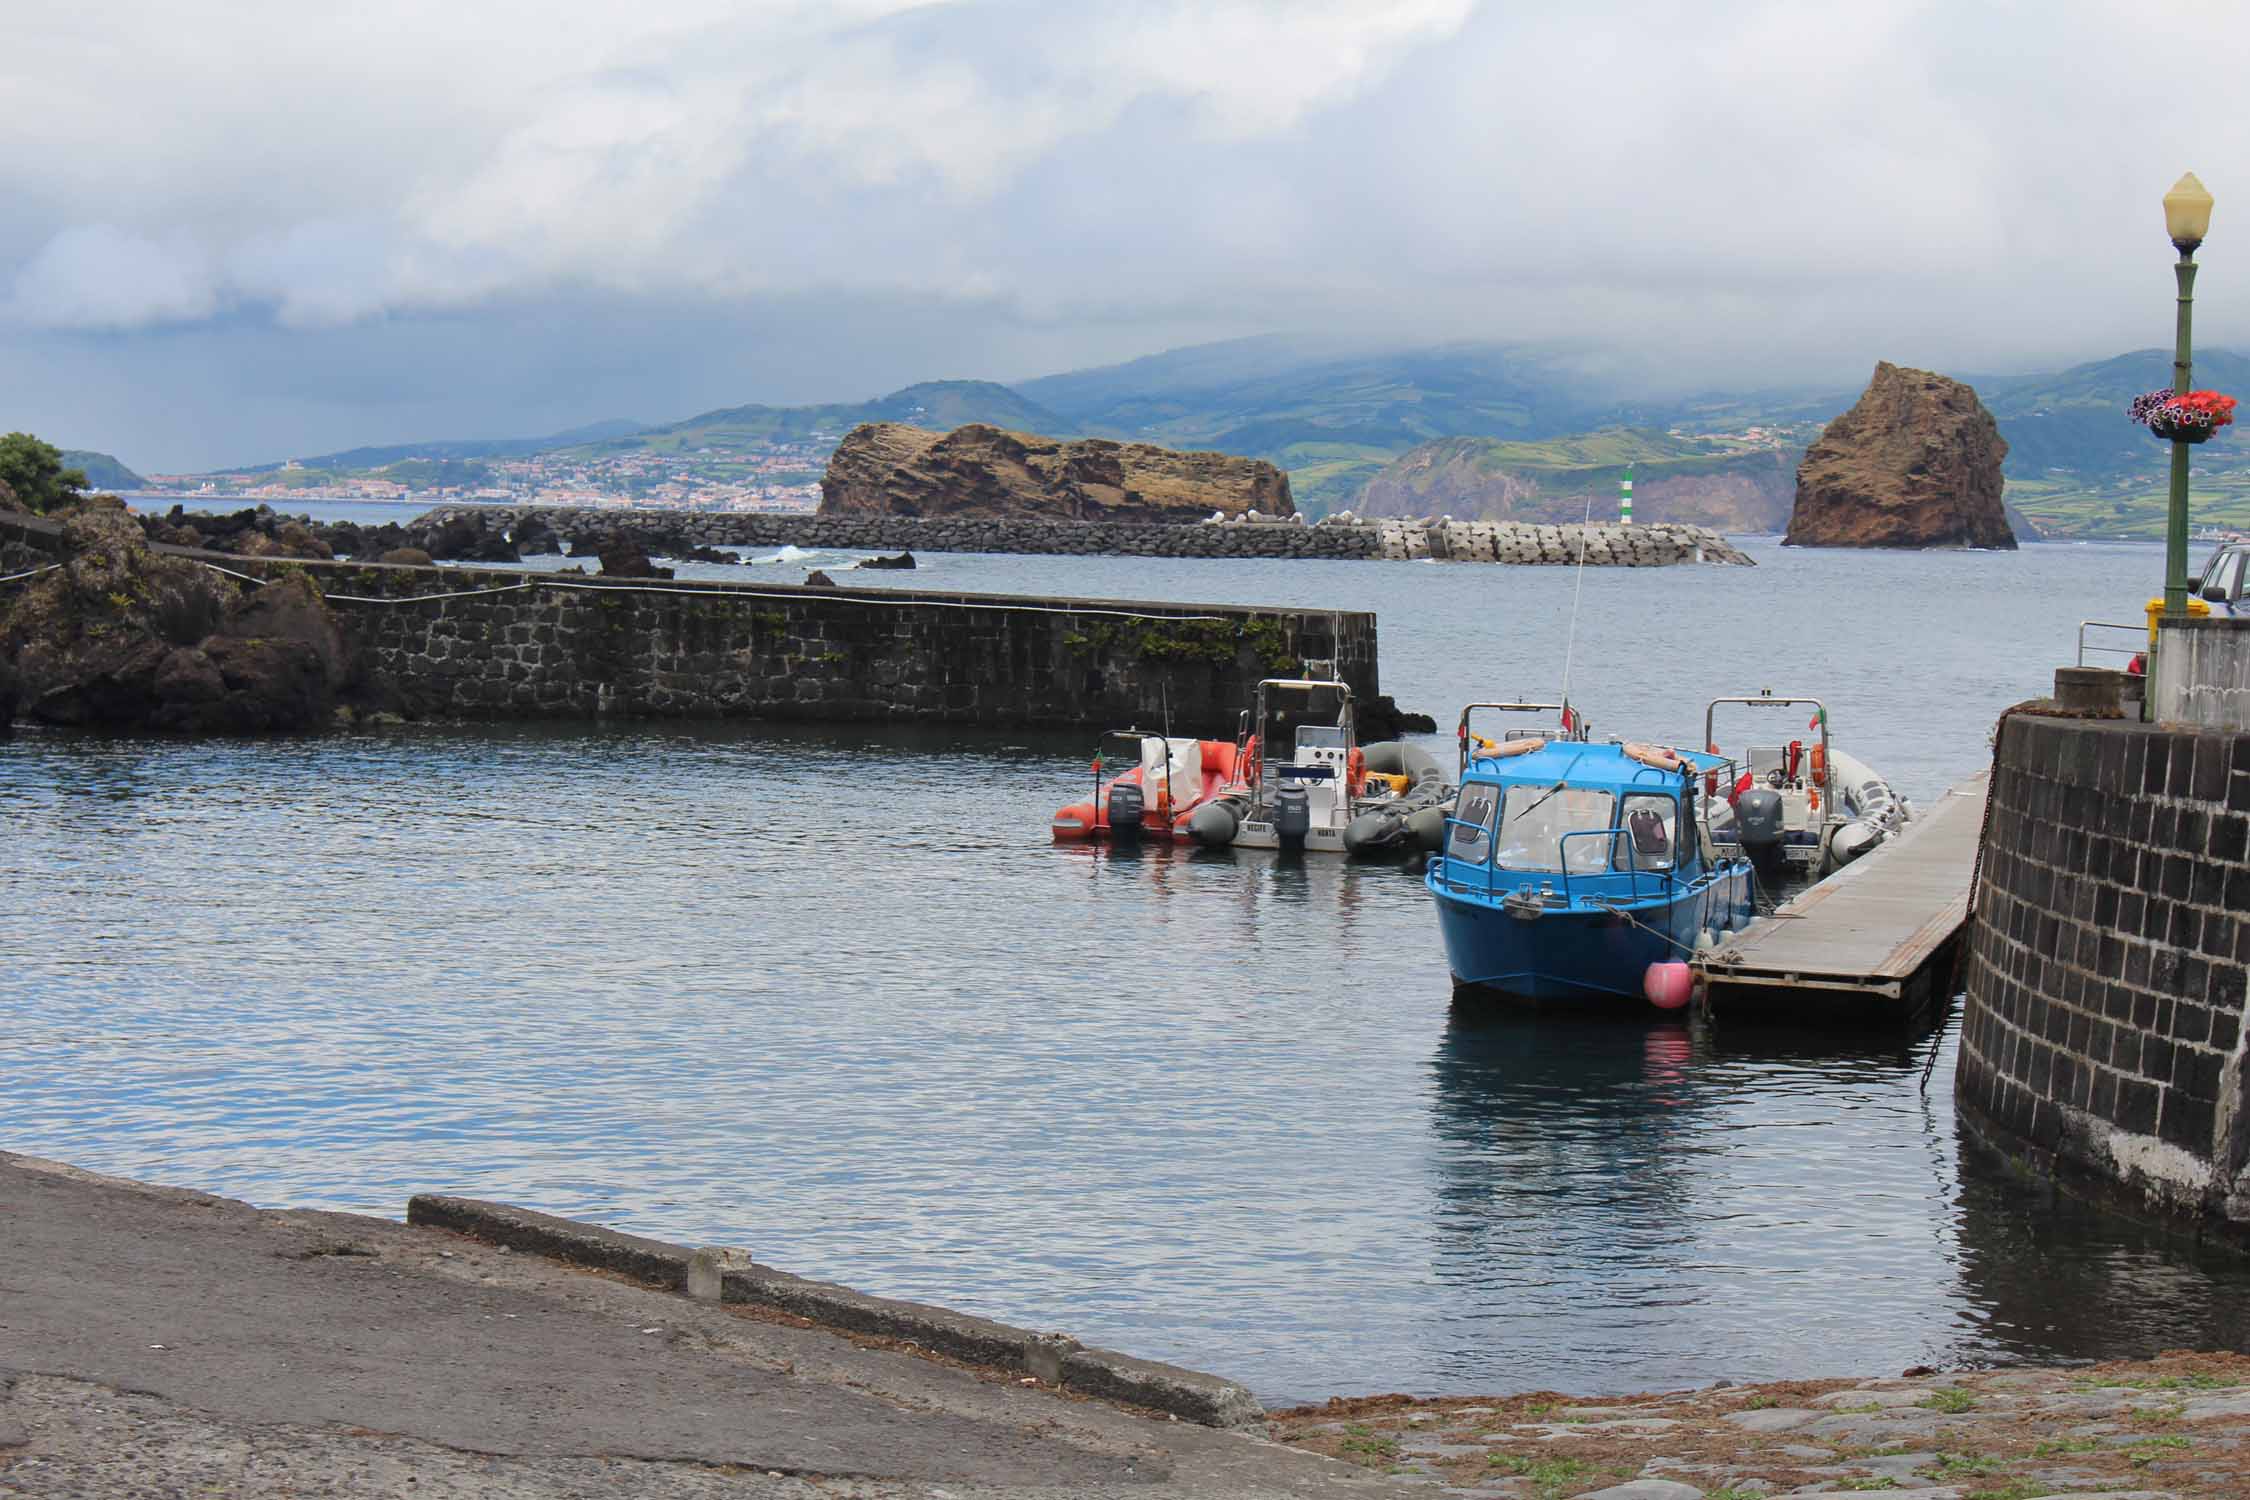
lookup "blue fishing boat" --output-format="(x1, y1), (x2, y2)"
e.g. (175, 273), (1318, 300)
(1428, 704), (1756, 1006)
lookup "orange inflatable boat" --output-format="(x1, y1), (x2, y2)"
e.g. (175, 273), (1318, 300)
(1051, 733), (1247, 841)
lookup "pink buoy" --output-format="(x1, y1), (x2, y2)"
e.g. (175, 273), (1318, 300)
(1644, 961), (1694, 1010)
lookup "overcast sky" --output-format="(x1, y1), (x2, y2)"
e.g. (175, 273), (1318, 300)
(4, 0), (2246, 471)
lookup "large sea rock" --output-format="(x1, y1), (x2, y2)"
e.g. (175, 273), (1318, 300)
(1785, 362), (2015, 549)
(2, 510), (346, 732)
(819, 421), (1293, 523)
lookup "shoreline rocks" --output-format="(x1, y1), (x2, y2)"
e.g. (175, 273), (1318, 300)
(2, 510), (346, 732)
(1786, 361), (2016, 549)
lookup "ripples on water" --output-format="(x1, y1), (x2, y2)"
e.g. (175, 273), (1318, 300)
(6, 535), (2249, 1400)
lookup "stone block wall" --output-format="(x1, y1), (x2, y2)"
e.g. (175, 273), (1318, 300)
(1956, 710), (2250, 1241)
(252, 559), (1377, 731)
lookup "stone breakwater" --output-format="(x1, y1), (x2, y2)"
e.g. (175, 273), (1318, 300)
(404, 506), (1756, 567)
(238, 556), (1379, 731)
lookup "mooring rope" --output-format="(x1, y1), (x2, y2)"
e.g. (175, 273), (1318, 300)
(0, 563), (63, 586)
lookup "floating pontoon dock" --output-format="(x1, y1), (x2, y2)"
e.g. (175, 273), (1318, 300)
(1693, 772), (1990, 1016)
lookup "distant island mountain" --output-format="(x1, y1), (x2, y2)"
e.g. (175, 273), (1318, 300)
(584, 380), (1070, 455)
(61, 450), (148, 491)
(231, 419), (650, 475)
(141, 338), (2250, 539)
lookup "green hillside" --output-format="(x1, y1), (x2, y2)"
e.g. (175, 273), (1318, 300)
(1964, 349), (2250, 536)
(1354, 428), (1798, 531)
(586, 379), (1074, 455)
(1020, 337), (1642, 512)
(61, 449), (147, 490)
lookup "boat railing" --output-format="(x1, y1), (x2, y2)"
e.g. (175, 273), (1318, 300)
(2077, 620), (2146, 668)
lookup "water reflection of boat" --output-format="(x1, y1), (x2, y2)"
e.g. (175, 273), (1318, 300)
(1427, 1014), (1703, 1293)
(1429, 713), (1754, 1006)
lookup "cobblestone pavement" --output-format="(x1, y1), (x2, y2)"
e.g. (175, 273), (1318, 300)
(1269, 1352), (2250, 1499)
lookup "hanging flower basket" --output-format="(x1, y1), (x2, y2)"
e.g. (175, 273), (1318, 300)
(2130, 388), (2238, 444)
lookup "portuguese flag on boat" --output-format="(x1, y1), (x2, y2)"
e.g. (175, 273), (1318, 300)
(1807, 705), (1828, 732)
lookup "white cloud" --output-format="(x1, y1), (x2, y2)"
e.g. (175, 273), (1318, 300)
(1, 0), (1473, 327)
(6, 0), (2250, 461)
(6, 226), (219, 329)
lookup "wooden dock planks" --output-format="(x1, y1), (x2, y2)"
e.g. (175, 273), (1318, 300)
(1695, 771), (1990, 1000)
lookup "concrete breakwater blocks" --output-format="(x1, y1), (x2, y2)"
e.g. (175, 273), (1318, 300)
(405, 1195), (1264, 1428)
(421, 506), (1755, 567)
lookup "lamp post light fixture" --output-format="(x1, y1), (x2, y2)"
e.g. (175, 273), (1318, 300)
(2163, 172), (2215, 618)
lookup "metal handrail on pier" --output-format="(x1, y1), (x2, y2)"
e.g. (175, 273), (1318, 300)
(2077, 620), (2146, 667)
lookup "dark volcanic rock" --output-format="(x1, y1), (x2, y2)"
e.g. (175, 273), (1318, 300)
(804, 569), (837, 587)
(1358, 695), (1438, 741)
(820, 422), (1292, 523)
(378, 547), (436, 567)
(0, 649), (18, 736)
(0, 478), (24, 514)
(3, 510), (345, 732)
(596, 539), (673, 579)
(423, 511), (521, 563)
(1785, 362), (2015, 549)
(510, 513), (562, 556)
(859, 551), (916, 570)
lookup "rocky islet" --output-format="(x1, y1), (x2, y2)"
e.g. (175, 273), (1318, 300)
(1786, 362), (2016, 550)
(818, 419), (1296, 522)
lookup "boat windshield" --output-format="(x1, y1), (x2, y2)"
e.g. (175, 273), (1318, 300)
(1496, 785), (1615, 874)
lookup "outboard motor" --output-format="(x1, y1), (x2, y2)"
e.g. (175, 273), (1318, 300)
(1733, 785), (1788, 882)
(1105, 781), (1145, 838)
(1274, 784), (1312, 846)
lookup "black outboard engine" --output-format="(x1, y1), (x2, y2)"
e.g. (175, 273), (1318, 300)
(1105, 782), (1145, 838)
(1274, 784), (1311, 846)
(1733, 786), (1787, 881)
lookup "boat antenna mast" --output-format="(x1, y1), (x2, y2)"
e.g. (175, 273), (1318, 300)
(1557, 490), (1595, 738)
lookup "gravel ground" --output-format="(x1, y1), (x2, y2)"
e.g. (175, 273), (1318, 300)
(1269, 1352), (2250, 1498)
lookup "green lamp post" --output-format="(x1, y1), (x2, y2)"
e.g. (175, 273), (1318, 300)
(2163, 172), (2216, 617)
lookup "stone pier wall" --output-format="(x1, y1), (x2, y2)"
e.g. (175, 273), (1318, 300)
(413, 506), (1755, 567)
(246, 557), (1378, 730)
(1956, 710), (2250, 1242)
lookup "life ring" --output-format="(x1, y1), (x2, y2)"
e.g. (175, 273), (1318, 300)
(1488, 737), (1546, 758)
(1622, 741), (1684, 773)
(1809, 741), (1827, 787)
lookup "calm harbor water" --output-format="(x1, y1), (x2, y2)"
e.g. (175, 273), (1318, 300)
(7, 528), (2249, 1401)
